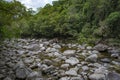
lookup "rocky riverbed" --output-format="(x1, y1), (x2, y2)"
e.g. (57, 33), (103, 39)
(0, 38), (120, 80)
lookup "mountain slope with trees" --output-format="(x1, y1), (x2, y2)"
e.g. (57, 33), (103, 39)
(0, 0), (120, 44)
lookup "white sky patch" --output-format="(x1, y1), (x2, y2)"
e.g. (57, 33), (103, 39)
(16, 0), (57, 11)
(6, 0), (57, 11)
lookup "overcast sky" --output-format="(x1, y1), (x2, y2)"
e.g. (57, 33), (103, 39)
(6, 0), (57, 11)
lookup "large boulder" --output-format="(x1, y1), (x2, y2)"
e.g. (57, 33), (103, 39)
(85, 54), (98, 62)
(70, 77), (84, 80)
(59, 77), (70, 80)
(106, 72), (120, 80)
(26, 71), (42, 80)
(100, 58), (111, 63)
(108, 48), (120, 54)
(42, 59), (53, 66)
(108, 48), (120, 58)
(15, 62), (32, 79)
(53, 44), (61, 49)
(94, 44), (108, 52)
(46, 47), (58, 53)
(111, 54), (119, 58)
(15, 67), (31, 79)
(89, 73), (106, 80)
(86, 46), (92, 50)
(23, 44), (40, 51)
(89, 66), (108, 80)
(65, 68), (78, 76)
(63, 50), (76, 56)
(82, 66), (89, 71)
(61, 64), (70, 69)
(24, 58), (34, 64)
(17, 50), (26, 54)
(65, 57), (79, 65)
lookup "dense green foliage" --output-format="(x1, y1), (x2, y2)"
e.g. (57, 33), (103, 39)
(0, 0), (120, 43)
(0, 0), (33, 39)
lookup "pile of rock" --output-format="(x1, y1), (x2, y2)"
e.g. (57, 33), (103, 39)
(0, 38), (120, 80)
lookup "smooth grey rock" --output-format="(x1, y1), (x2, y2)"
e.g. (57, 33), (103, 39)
(32, 51), (40, 55)
(46, 47), (58, 52)
(92, 50), (100, 54)
(112, 61), (120, 66)
(42, 65), (56, 75)
(53, 52), (62, 57)
(71, 44), (78, 47)
(111, 54), (119, 58)
(39, 44), (44, 47)
(88, 51), (93, 55)
(89, 73), (106, 80)
(71, 67), (79, 72)
(30, 64), (38, 69)
(13, 61), (25, 70)
(40, 47), (45, 51)
(107, 72), (120, 80)
(24, 44), (40, 51)
(71, 76), (84, 80)
(65, 68), (78, 76)
(59, 77), (70, 80)
(101, 58), (111, 63)
(59, 70), (66, 76)
(47, 53), (54, 57)
(34, 78), (44, 80)
(42, 59), (53, 66)
(6, 62), (14, 68)
(77, 45), (85, 50)
(86, 46), (92, 50)
(52, 58), (61, 63)
(93, 63), (102, 68)
(89, 66), (108, 79)
(26, 71), (42, 80)
(43, 41), (49, 45)
(77, 64), (82, 67)
(88, 63), (94, 67)
(15, 62), (32, 79)
(94, 67), (108, 74)
(61, 64), (70, 69)
(94, 44), (108, 52)
(85, 54), (98, 62)
(67, 44), (72, 48)
(82, 66), (89, 71)
(53, 44), (61, 49)
(81, 61), (88, 65)
(40, 64), (48, 70)
(63, 50), (76, 56)
(81, 52), (89, 57)
(16, 68), (31, 79)
(17, 50), (25, 54)
(35, 59), (41, 62)
(59, 56), (67, 60)
(65, 57), (79, 65)
(24, 58), (34, 64)
(108, 48), (120, 54)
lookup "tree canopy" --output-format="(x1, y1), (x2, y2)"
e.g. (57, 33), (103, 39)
(0, 0), (120, 43)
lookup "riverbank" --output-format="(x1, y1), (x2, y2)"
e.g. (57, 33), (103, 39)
(0, 38), (120, 80)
